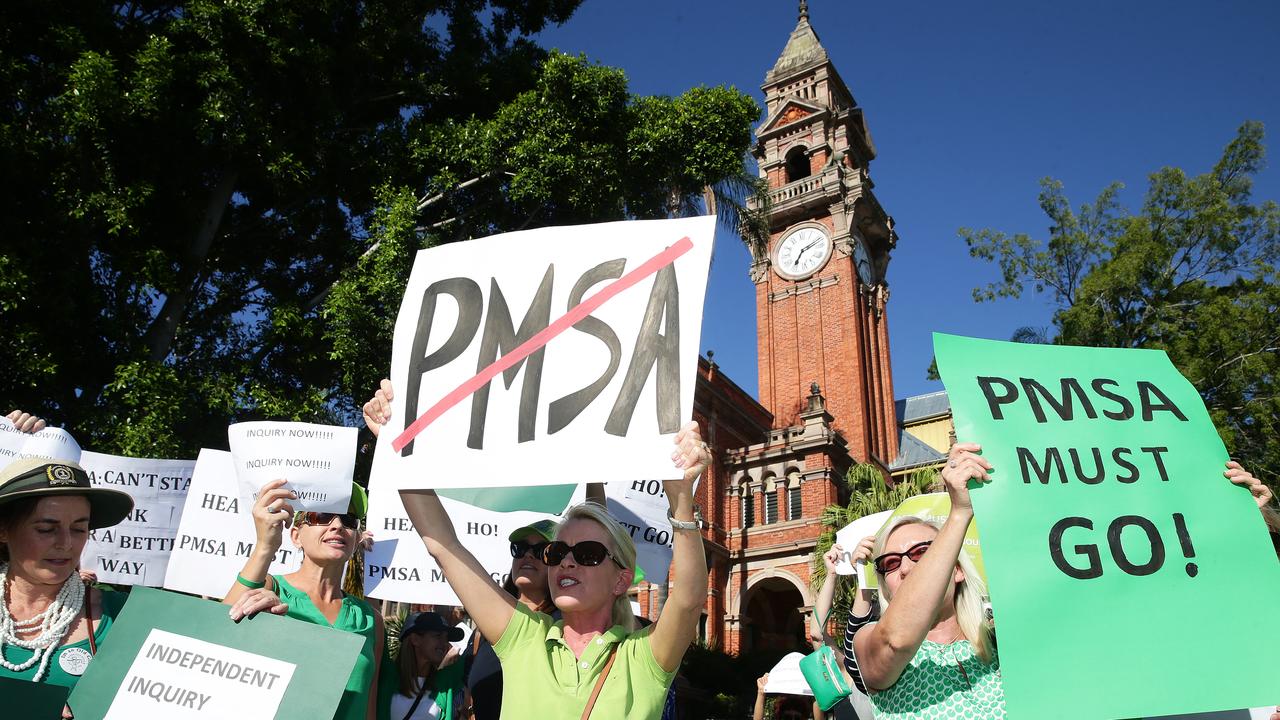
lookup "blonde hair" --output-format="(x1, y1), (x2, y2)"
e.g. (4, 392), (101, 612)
(556, 501), (638, 632)
(873, 515), (994, 663)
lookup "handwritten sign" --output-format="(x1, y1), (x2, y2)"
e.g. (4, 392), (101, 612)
(372, 216), (715, 490)
(934, 333), (1280, 718)
(164, 450), (303, 599)
(228, 422), (356, 513)
(80, 451), (195, 586)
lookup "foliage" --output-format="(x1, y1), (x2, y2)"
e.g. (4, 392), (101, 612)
(961, 121), (1280, 492)
(811, 464), (936, 631)
(0, 4), (760, 456)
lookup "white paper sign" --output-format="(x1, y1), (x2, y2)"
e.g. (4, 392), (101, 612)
(80, 451), (195, 586)
(0, 417), (81, 464)
(104, 628), (296, 719)
(374, 216), (715, 490)
(763, 652), (813, 696)
(364, 477), (679, 604)
(164, 449), (304, 598)
(834, 509), (893, 583)
(228, 421), (356, 513)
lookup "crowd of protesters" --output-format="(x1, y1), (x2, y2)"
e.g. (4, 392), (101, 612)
(3, 400), (1278, 720)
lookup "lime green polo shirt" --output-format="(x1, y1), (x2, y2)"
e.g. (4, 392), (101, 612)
(493, 604), (675, 719)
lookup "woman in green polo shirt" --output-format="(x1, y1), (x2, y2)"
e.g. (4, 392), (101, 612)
(363, 380), (711, 719)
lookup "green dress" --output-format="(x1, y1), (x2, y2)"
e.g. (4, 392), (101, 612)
(0, 588), (126, 690)
(871, 639), (1006, 719)
(273, 575), (379, 720)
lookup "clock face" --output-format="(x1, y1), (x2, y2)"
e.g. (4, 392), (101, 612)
(773, 226), (832, 280)
(853, 237), (874, 286)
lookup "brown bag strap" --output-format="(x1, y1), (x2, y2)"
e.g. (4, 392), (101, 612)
(580, 647), (618, 720)
(83, 582), (97, 655)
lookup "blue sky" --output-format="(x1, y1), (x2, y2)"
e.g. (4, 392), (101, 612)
(538, 0), (1280, 401)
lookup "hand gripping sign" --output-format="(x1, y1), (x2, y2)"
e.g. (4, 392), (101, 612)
(372, 216), (715, 490)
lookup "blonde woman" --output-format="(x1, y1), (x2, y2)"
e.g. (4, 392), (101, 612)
(364, 379), (709, 719)
(850, 442), (1003, 719)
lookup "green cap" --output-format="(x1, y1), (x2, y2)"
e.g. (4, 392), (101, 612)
(348, 483), (368, 519)
(507, 518), (558, 543)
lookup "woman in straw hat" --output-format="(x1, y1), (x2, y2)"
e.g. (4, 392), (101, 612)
(0, 436), (134, 711)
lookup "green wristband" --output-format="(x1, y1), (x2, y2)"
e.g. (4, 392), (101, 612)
(236, 574), (266, 590)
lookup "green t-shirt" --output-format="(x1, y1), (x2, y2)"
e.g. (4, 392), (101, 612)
(493, 604), (675, 720)
(870, 638), (1006, 720)
(273, 575), (379, 720)
(0, 588), (127, 690)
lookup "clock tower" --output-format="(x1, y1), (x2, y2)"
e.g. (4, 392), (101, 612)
(749, 1), (899, 467)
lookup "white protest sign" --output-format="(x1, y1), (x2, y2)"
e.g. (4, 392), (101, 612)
(80, 451), (195, 586)
(0, 417), (82, 464)
(164, 449), (303, 598)
(834, 509), (893, 583)
(763, 652), (813, 696)
(363, 482), (557, 605)
(374, 215), (715, 490)
(228, 422), (356, 513)
(608, 479), (674, 586)
(104, 628), (295, 720)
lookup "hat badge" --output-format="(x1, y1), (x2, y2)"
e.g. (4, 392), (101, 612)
(46, 465), (77, 486)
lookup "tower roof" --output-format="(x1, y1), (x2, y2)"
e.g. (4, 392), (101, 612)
(766, 4), (830, 84)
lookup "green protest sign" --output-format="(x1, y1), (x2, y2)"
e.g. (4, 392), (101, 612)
(934, 333), (1280, 719)
(1, 675), (70, 719)
(68, 587), (363, 719)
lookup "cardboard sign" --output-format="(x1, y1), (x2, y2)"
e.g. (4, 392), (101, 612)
(934, 333), (1280, 719)
(80, 451), (195, 586)
(373, 216), (715, 490)
(228, 422), (356, 513)
(164, 449), (303, 599)
(67, 587), (362, 720)
(833, 509), (893, 579)
(0, 417), (81, 464)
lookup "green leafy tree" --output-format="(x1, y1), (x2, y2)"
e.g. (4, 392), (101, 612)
(961, 121), (1280, 492)
(0, 4), (761, 456)
(810, 463), (936, 631)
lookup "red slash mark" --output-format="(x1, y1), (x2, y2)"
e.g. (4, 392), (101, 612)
(391, 236), (695, 453)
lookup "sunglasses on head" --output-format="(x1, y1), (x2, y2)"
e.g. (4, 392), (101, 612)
(873, 540), (933, 574)
(509, 540), (550, 560)
(541, 540), (626, 569)
(301, 511), (360, 530)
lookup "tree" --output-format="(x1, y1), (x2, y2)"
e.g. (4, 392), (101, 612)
(0, 4), (761, 456)
(810, 463), (936, 631)
(962, 122), (1280, 491)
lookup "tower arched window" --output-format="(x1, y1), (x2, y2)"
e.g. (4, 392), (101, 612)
(785, 146), (811, 183)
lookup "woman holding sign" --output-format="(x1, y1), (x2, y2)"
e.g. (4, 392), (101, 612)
(848, 442), (1005, 719)
(223, 481), (384, 720)
(364, 380), (710, 720)
(0, 453), (134, 715)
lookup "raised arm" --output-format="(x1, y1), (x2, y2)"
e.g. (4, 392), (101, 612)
(363, 379), (515, 643)
(224, 478), (294, 618)
(649, 421), (711, 672)
(811, 545), (842, 644)
(854, 442), (990, 690)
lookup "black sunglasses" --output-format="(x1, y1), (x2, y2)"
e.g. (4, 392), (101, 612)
(509, 540), (550, 561)
(541, 540), (626, 569)
(873, 540), (932, 574)
(301, 511), (360, 530)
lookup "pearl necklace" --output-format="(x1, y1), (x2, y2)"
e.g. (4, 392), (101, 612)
(0, 562), (85, 681)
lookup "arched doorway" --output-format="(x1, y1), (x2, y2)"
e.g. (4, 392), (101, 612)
(743, 575), (808, 653)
